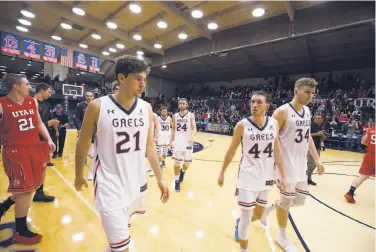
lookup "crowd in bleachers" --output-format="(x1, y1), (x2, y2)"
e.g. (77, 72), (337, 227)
(145, 72), (374, 152)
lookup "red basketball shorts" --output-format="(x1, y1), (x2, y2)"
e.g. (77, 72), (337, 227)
(2, 145), (44, 193)
(40, 141), (51, 164)
(359, 152), (375, 177)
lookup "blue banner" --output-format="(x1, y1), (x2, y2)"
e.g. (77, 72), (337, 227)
(88, 55), (100, 72)
(43, 43), (58, 63)
(75, 51), (87, 70)
(23, 38), (40, 59)
(1, 32), (20, 55)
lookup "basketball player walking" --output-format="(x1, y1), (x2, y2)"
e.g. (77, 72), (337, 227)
(158, 106), (172, 168)
(0, 74), (55, 244)
(170, 98), (197, 192)
(261, 78), (324, 252)
(344, 125), (375, 203)
(147, 112), (160, 177)
(74, 56), (169, 252)
(217, 91), (286, 252)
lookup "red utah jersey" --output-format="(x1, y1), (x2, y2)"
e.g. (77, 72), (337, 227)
(0, 96), (40, 147)
(366, 127), (376, 153)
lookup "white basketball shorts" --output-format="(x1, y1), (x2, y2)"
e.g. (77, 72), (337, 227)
(158, 135), (170, 146)
(174, 150), (192, 164)
(281, 181), (309, 199)
(100, 196), (146, 251)
(235, 188), (271, 210)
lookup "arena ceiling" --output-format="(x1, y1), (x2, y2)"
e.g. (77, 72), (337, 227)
(0, 1), (321, 60)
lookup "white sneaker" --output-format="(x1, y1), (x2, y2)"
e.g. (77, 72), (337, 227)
(276, 236), (298, 252)
(149, 170), (155, 177)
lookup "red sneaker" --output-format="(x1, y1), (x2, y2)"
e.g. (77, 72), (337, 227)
(13, 232), (43, 245)
(344, 193), (356, 204)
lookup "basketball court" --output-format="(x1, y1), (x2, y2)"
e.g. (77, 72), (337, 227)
(0, 131), (374, 252)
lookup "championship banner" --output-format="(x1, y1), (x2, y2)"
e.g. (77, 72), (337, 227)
(88, 55), (100, 72)
(23, 38), (40, 59)
(43, 43), (58, 63)
(1, 32), (20, 55)
(75, 51), (88, 70)
(205, 123), (230, 134)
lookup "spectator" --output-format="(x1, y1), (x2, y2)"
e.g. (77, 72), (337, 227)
(52, 104), (69, 158)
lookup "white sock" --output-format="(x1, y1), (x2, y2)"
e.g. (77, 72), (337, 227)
(279, 227), (288, 238)
(241, 248), (247, 252)
(175, 176), (179, 181)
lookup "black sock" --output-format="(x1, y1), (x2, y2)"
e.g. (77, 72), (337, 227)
(348, 186), (356, 196)
(1, 197), (15, 211)
(15, 216), (37, 237)
(37, 184), (44, 192)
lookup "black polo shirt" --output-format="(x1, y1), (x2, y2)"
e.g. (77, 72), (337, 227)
(37, 99), (53, 140)
(54, 112), (69, 132)
(311, 122), (324, 150)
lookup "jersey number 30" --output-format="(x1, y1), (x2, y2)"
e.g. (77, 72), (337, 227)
(248, 143), (273, 158)
(116, 131), (141, 154)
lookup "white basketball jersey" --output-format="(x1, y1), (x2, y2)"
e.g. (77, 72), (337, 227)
(278, 103), (311, 183)
(159, 116), (171, 136)
(94, 95), (149, 211)
(174, 111), (192, 151)
(237, 117), (278, 191)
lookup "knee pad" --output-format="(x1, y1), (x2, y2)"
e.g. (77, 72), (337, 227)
(238, 209), (253, 240)
(292, 194), (306, 207)
(278, 197), (293, 211)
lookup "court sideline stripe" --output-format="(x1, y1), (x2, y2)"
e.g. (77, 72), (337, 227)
(288, 213), (311, 252)
(50, 166), (100, 217)
(263, 225), (277, 252)
(309, 194), (375, 230)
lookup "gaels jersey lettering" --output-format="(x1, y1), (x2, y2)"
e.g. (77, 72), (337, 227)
(278, 103), (311, 183)
(94, 95), (149, 211)
(0, 96), (40, 147)
(237, 117), (278, 191)
(159, 116), (171, 136)
(366, 127), (376, 153)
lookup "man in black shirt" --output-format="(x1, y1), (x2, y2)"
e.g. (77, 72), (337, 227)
(34, 83), (59, 202)
(307, 114), (325, 185)
(53, 104), (69, 158)
(74, 91), (94, 136)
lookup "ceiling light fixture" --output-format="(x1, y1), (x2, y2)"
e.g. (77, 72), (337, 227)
(20, 10), (35, 18)
(91, 33), (101, 40)
(162, 65), (167, 68)
(106, 21), (117, 29)
(191, 9), (203, 19)
(129, 3), (142, 14)
(157, 21), (167, 29)
(102, 51), (110, 56)
(16, 26), (28, 32)
(116, 43), (125, 49)
(252, 7), (265, 17)
(18, 19), (31, 26)
(72, 7), (85, 16)
(207, 22), (218, 30)
(20, 71), (26, 74)
(133, 34), (142, 41)
(60, 22), (72, 30)
(51, 35), (62, 41)
(136, 50), (144, 56)
(79, 43), (88, 48)
(154, 43), (162, 49)
(178, 32), (188, 40)
(108, 48), (117, 53)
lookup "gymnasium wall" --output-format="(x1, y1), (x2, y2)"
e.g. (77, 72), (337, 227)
(146, 76), (179, 97)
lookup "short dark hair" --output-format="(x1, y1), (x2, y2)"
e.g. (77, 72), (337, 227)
(115, 55), (149, 80)
(36, 83), (52, 93)
(2, 73), (26, 90)
(251, 90), (271, 103)
(160, 106), (168, 111)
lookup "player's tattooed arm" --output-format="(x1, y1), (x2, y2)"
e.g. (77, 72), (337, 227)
(190, 112), (197, 140)
(170, 115), (175, 146)
(273, 123), (286, 190)
(218, 121), (243, 187)
(75, 100), (100, 179)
